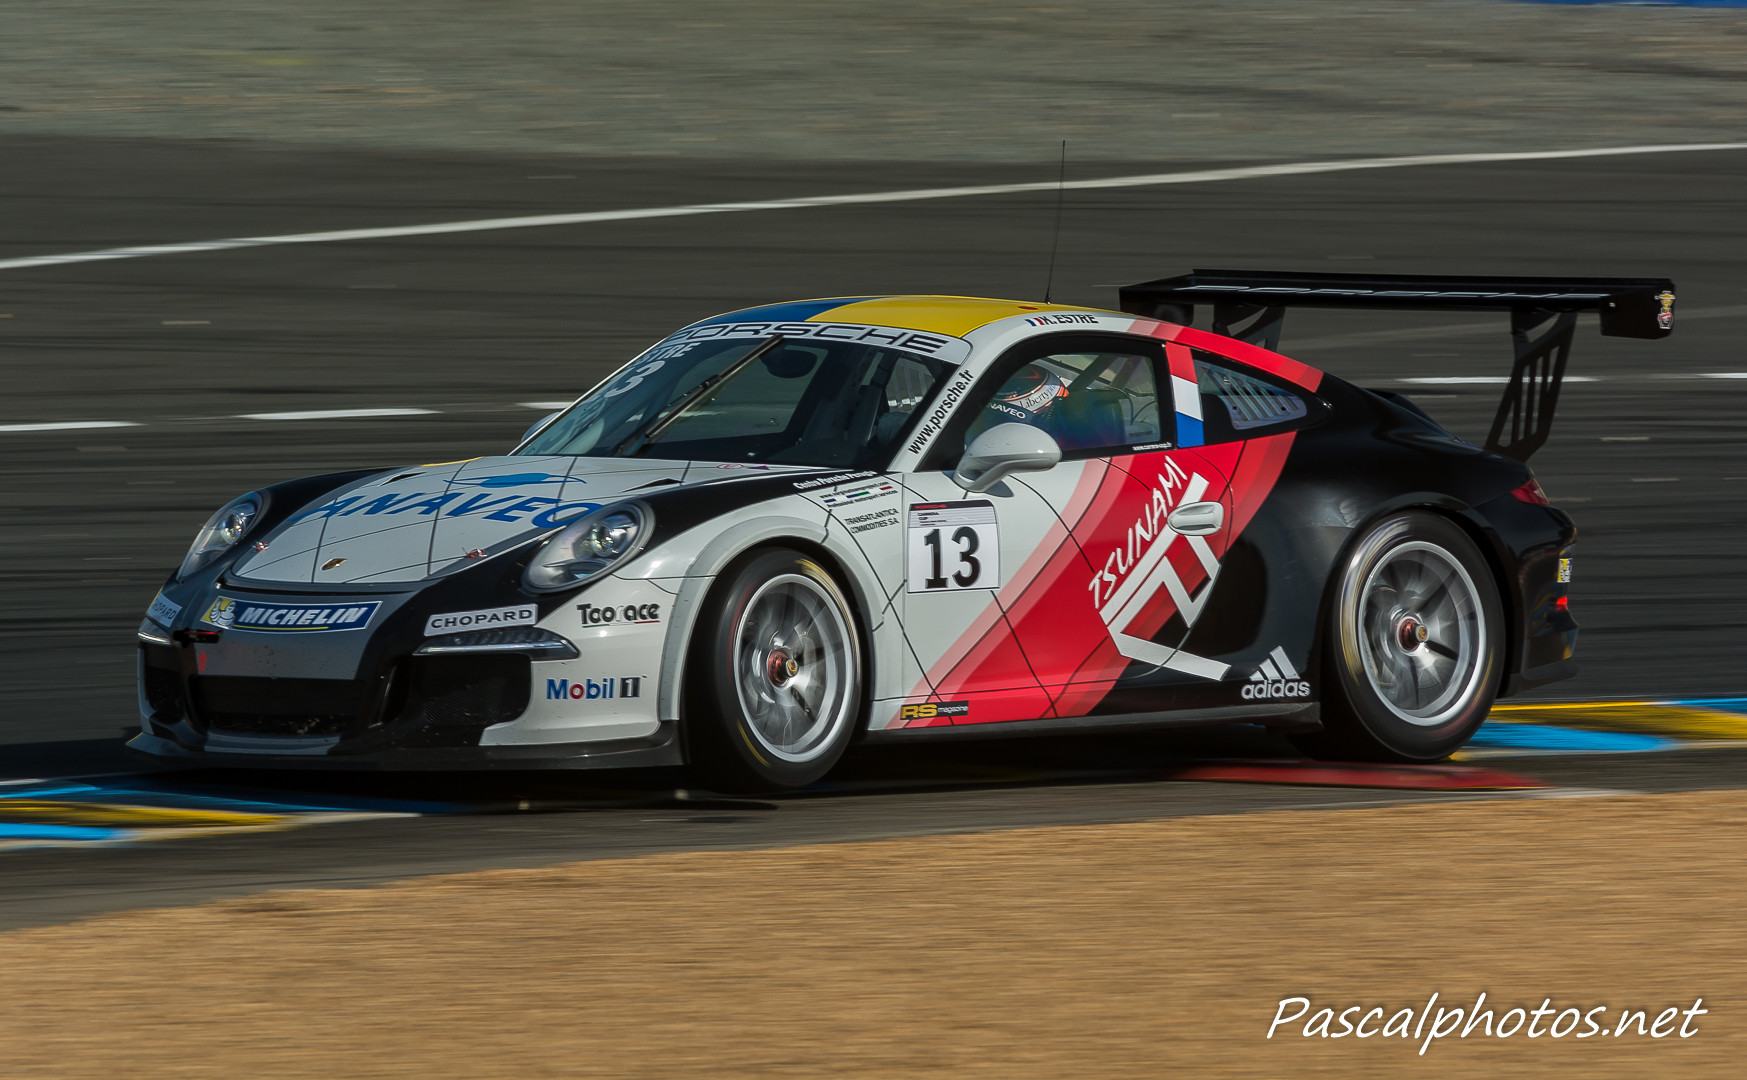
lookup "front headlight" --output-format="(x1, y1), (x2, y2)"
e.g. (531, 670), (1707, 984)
(524, 503), (650, 592)
(177, 491), (264, 580)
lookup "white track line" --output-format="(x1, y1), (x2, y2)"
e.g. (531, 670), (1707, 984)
(3, 142), (1746, 273)
(0, 420), (140, 432)
(237, 407), (438, 421)
(1401, 376), (1600, 385)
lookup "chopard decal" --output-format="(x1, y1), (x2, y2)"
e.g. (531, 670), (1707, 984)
(146, 592), (182, 628)
(424, 605), (537, 636)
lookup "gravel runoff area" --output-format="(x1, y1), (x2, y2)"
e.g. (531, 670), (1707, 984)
(1, 790), (1742, 1079)
(2, 1), (1745, 162)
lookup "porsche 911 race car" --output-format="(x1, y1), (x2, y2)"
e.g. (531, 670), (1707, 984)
(131, 270), (1675, 790)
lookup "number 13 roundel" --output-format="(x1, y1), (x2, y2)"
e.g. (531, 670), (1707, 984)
(906, 501), (1000, 592)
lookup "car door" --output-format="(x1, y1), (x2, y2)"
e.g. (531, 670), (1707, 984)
(895, 333), (1217, 727)
(969, 336), (1236, 717)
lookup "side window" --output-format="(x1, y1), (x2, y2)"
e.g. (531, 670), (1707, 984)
(874, 355), (938, 446)
(1170, 346), (1313, 446)
(961, 348), (1164, 457)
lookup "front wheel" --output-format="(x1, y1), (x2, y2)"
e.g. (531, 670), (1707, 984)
(1295, 511), (1503, 762)
(687, 548), (864, 792)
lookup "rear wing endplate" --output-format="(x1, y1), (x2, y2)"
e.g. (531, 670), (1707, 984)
(1118, 269), (1676, 462)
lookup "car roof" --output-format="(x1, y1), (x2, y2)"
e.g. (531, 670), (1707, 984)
(695, 295), (1124, 339)
(694, 294), (1326, 392)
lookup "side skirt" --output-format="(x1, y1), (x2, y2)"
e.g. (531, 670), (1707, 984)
(861, 702), (1321, 743)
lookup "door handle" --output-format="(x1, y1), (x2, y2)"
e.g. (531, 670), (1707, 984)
(1167, 500), (1224, 536)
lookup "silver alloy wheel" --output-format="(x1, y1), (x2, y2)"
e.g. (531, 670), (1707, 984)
(1354, 539), (1487, 727)
(731, 572), (859, 763)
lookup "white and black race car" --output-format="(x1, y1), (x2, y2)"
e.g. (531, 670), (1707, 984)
(132, 272), (1674, 790)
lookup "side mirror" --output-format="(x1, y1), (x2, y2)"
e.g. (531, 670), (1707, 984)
(522, 411), (560, 443)
(952, 423), (1062, 493)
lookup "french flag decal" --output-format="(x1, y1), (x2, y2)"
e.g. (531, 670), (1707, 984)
(1166, 343), (1202, 447)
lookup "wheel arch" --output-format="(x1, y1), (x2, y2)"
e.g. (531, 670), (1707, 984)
(653, 519), (883, 753)
(1309, 494), (1524, 696)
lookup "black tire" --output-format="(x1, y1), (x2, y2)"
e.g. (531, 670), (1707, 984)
(686, 548), (865, 793)
(1293, 511), (1503, 762)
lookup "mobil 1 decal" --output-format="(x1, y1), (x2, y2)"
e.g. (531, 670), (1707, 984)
(907, 501), (999, 592)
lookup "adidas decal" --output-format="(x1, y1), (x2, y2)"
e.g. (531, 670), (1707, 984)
(1242, 646), (1311, 700)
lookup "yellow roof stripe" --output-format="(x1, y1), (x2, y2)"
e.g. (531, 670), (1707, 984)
(813, 296), (1114, 339)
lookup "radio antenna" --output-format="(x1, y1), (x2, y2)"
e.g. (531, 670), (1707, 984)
(1043, 140), (1066, 303)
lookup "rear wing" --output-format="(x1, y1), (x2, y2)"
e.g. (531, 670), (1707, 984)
(1118, 269), (1676, 462)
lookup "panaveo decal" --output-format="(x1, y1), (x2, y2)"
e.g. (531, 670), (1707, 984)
(202, 597), (381, 633)
(288, 491), (600, 527)
(546, 677), (644, 701)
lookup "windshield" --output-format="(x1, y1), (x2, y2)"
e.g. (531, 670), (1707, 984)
(518, 332), (957, 468)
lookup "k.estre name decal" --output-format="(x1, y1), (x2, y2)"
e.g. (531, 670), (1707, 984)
(1022, 312), (1101, 327)
(203, 597), (381, 633)
(425, 605), (537, 636)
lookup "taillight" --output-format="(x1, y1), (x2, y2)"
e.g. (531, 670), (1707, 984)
(1510, 478), (1551, 505)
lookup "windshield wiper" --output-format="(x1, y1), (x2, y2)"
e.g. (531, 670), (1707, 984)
(613, 335), (785, 457)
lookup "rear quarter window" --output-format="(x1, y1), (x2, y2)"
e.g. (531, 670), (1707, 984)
(1184, 350), (1321, 445)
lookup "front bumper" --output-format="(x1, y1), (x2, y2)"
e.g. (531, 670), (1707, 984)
(135, 575), (671, 769)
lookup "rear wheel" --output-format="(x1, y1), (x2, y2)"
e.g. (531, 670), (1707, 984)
(1295, 512), (1502, 762)
(688, 548), (864, 792)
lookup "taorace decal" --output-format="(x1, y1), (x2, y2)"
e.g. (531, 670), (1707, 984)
(907, 501), (999, 592)
(1086, 456), (1228, 680)
(1242, 647), (1311, 700)
(1656, 289), (1675, 330)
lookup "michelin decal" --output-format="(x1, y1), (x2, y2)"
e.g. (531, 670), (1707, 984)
(203, 597), (381, 633)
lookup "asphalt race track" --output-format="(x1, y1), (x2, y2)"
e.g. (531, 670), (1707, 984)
(3, 134), (1747, 924)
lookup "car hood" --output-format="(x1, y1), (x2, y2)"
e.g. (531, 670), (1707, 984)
(230, 455), (822, 585)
